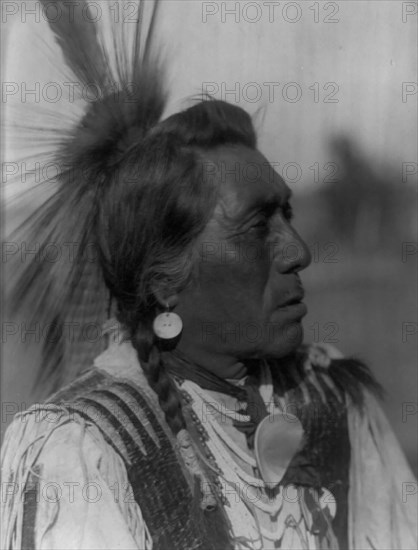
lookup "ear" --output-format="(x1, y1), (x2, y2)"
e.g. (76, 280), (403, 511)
(152, 285), (179, 310)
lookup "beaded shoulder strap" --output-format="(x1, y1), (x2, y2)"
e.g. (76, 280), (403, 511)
(47, 368), (212, 550)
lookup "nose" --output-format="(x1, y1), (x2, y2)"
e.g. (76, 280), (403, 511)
(276, 228), (312, 273)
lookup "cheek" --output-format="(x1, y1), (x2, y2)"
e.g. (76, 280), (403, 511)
(194, 241), (272, 313)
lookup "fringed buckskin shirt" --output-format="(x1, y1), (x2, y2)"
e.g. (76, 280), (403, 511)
(1, 337), (417, 550)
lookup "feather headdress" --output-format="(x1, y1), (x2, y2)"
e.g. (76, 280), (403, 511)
(5, 0), (166, 396)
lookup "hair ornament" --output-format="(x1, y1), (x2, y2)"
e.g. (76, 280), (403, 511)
(6, 0), (166, 396)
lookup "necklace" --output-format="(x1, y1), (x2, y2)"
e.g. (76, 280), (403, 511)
(177, 362), (339, 549)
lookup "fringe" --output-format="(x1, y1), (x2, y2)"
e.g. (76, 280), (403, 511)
(1, 404), (152, 550)
(176, 429), (217, 511)
(1, 406), (74, 549)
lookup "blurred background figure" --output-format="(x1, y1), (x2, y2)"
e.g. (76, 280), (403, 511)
(2, 0), (417, 474)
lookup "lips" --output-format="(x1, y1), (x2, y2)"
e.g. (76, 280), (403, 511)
(273, 290), (308, 318)
(280, 291), (305, 308)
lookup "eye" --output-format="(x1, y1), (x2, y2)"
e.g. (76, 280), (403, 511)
(252, 218), (268, 228)
(248, 215), (269, 235)
(282, 202), (293, 222)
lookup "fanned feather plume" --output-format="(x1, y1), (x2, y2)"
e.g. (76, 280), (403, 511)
(6, 0), (166, 396)
(40, 0), (109, 86)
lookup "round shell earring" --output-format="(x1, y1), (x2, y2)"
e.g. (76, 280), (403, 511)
(153, 308), (183, 339)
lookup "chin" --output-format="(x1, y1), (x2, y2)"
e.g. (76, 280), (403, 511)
(259, 320), (304, 358)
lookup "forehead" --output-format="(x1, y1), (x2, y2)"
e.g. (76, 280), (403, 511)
(202, 145), (290, 216)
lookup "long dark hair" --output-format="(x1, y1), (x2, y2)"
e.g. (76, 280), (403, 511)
(98, 99), (256, 438)
(92, 100), (256, 548)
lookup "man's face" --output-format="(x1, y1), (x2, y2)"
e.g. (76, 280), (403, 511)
(176, 144), (311, 367)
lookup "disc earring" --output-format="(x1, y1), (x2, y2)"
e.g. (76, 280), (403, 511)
(153, 307), (183, 339)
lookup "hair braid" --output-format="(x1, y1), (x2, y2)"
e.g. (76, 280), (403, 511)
(131, 325), (222, 509)
(132, 330), (186, 436)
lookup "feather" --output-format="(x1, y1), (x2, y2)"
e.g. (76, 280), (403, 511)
(328, 357), (384, 408)
(7, 0), (166, 397)
(39, 0), (108, 87)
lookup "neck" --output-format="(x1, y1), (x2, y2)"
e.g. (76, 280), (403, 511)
(174, 341), (248, 380)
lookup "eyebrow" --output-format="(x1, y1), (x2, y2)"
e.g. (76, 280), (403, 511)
(217, 187), (293, 231)
(239, 188), (293, 219)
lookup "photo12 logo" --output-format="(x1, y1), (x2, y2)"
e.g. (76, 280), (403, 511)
(1, 1), (142, 24)
(202, 2), (341, 24)
(202, 81), (340, 105)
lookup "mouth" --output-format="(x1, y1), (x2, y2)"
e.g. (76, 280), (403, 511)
(274, 292), (307, 318)
(280, 292), (305, 308)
